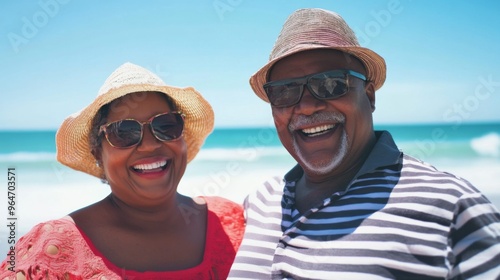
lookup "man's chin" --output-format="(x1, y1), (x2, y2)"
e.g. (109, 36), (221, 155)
(297, 155), (341, 176)
(293, 129), (348, 176)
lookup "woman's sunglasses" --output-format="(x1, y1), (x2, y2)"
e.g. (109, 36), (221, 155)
(263, 69), (367, 108)
(99, 112), (185, 148)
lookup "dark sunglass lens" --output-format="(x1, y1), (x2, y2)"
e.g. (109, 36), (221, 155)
(151, 113), (184, 141)
(309, 73), (348, 99)
(265, 83), (302, 107)
(107, 120), (142, 147)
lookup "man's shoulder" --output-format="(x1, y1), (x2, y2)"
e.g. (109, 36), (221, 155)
(242, 175), (284, 213)
(400, 153), (480, 194)
(245, 176), (284, 202)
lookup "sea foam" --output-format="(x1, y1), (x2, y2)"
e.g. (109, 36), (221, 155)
(470, 133), (500, 157)
(194, 146), (290, 161)
(0, 152), (56, 162)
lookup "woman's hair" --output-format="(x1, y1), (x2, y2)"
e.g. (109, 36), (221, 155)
(88, 92), (177, 181)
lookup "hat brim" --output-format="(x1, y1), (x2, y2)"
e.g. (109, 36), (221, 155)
(56, 84), (214, 179)
(250, 46), (386, 103)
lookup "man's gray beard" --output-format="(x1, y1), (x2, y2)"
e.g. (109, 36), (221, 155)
(289, 111), (347, 175)
(293, 128), (348, 175)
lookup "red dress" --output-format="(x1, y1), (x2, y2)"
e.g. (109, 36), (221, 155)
(0, 196), (244, 280)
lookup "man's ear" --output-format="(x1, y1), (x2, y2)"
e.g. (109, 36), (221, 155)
(365, 81), (376, 112)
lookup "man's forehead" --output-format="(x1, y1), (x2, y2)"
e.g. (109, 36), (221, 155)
(270, 49), (366, 75)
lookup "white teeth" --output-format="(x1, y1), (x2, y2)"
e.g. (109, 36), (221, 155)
(133, 160), (167, 171)
(302, 124), (335, 135)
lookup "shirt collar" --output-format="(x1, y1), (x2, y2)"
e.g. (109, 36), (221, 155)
(283, 130), (402, 184)
(354, 130), (402, 178)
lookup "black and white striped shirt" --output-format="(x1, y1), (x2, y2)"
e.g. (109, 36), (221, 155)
(229, 131), (500, 279)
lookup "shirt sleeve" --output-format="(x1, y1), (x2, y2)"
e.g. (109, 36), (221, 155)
(449, 193), (500, 279)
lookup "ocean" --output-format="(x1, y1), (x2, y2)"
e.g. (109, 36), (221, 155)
(1, 123), (500, 255)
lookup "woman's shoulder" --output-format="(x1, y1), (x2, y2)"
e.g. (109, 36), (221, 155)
(201, 196), (245, 278)
(203, 196), (245, 245)
(203, 196), (244, 218)
(15, 217), (80, 251)
(203, 195), (242, 209)
(0, 217), (119, 279)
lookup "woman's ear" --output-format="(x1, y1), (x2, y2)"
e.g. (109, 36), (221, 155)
(91, 148), (103, 167)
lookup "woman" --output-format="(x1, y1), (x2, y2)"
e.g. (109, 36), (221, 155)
(0, 63), (244, 279)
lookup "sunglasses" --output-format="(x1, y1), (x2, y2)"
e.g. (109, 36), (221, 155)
(263, 70), (367, 108)
(99, 112), (185, 148)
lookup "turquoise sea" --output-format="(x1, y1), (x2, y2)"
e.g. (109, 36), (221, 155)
(1, 123), (500, 255)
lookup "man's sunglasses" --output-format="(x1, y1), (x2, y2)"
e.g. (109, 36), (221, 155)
(99, 112), (185, 148)
(263, 70), (367, 108)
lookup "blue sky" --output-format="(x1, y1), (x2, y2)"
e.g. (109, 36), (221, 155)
(1, 0), (500, 130)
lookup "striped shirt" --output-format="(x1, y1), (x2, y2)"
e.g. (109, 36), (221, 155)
(228, 131), (500, 279)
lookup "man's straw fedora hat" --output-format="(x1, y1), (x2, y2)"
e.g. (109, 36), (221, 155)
(250, 8), (387, 102)
(56, 62), (214, 179)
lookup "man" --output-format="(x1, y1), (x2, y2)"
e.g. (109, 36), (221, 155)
(228, 8), (500, 279)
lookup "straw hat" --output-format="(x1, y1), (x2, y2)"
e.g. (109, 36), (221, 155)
(250, 8), (386, 102)
(56, 62), (214, 179)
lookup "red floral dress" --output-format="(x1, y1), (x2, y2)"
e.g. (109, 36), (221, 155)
(0, 196), (244, 280)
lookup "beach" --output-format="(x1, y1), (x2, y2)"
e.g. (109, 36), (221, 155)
(1, 123), (500, 256)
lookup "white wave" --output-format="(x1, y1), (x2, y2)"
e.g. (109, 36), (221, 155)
(0, 147), (289, 163)
(470, 133), (500, 157)
(194, 147), (290, 162)
(0, 152), (56, 162)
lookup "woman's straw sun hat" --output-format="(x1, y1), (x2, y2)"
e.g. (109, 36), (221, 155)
(56, 62), (214, 179)
(250, 8), (387, 102)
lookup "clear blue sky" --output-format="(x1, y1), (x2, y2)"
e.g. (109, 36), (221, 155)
(1, 0), (500, 130)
